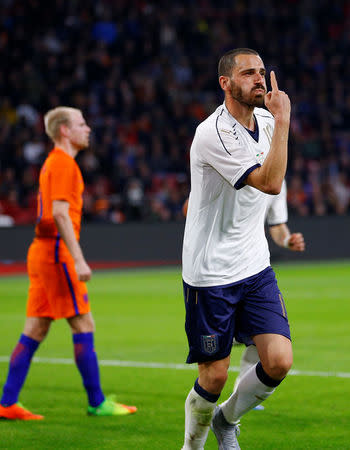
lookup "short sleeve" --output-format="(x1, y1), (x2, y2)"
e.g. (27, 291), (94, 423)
(266, 180), (288, 225)
(50, 156), (77, 203)
(196, 120), (260, 190)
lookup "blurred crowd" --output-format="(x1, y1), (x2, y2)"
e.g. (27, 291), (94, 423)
(0, 0), (350, 226)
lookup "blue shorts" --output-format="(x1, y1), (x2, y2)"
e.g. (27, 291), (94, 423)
(183, 266), (291, 363)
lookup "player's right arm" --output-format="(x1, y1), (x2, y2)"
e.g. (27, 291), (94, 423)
(245, 71), (291, 195)
(266, 180), (305, 251)
(52, 200), (92, 281)
(269, 223), (305, 251)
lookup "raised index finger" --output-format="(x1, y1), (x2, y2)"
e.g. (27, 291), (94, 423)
(270, 70), (279, 91)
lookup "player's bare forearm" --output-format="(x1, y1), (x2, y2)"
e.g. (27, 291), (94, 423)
(269, 224), (305, 252)
(247, 120), (289, 194)
(269, 223), (290, 247)
(54, 211), (84, 262)
(52, 200), (92, 281)
(246, 71), (290, 194)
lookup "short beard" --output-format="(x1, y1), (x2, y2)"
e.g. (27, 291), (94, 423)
(229, 82), (265, 108)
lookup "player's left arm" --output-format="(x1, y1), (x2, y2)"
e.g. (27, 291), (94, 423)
(52, 200), (92, 281)
(269, 223), (305, 251)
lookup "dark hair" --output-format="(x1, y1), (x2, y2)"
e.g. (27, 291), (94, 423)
(218, 48), (260, 78)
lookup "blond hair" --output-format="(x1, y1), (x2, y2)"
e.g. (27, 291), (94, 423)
(44, 106), (81, 141)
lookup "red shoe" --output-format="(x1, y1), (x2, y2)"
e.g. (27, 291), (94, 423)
(0, 403), (44, 420)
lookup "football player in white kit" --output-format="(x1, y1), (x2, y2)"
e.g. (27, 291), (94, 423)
(183, 182), (306, 412)
(181, 48), (292, 449)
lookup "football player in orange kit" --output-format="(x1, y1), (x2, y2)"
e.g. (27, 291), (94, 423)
(0, 107), (136, 420)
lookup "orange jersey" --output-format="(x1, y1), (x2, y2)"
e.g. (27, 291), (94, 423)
(35, 147), (84, 240)
(27, 147), (89, 319)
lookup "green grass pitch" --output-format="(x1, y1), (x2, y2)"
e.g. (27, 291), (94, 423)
(0, 262), (350, 449)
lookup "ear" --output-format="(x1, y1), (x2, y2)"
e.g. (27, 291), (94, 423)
(219, 75), (230, 91)
(60, 123), (70, 138)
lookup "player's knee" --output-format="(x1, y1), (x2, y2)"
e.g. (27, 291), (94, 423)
(26, 326), (49, 342)
(68, 313), (95, 334)
(24, 321), (51, 342)
(206, 368), (228, 392)
(265, 353), (293, 379)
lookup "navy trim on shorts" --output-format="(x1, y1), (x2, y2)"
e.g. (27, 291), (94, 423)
(36, 191), (43, 224)
(62, 262), (79, 315)
(234, 164), (261, 190)
(55, 234), (60, 263)
(184, 266), (270, 291)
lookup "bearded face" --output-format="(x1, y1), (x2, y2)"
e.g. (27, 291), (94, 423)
(228, 77), (266, 108)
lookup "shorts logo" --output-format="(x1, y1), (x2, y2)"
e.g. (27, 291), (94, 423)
(201, 334), (219, 355)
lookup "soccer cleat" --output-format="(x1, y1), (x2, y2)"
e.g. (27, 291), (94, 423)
(253, 404), (265, 411)
(87, 395), (137, 416)
(0, 403), (44, 420)
(211, 406), (240, 450)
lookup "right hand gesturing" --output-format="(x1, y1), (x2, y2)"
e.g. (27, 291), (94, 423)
(264, 71), (291, 121)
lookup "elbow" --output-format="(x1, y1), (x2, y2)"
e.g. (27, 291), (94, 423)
(265, 185), (281, 195)
(262, 182), (282, 195)
(52, 212), (62, 224)
(52, 201), (70, 226)
(52, 210), (67, 224)
(247, 170), (283, 195)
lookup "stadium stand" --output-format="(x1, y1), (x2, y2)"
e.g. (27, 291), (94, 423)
(0, 0), (349, 224)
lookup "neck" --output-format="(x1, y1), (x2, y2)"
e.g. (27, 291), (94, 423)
(225, 95), (255, 130)
(54, 139), (78, 158)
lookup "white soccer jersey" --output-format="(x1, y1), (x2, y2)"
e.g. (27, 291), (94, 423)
(266, 180), (288, 226)
(182, 103), (279, 287)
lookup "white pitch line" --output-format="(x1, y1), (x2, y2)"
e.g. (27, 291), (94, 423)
(0, 356), (350, 378)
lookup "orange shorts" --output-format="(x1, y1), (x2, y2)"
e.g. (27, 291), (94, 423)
(26, 238), (90, 320)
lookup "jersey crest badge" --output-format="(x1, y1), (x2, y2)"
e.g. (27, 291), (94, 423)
(201, 334), (219, 355)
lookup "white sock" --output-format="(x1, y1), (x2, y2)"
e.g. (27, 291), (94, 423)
(182, 387), (216, 450)
(233, 345), (260, 392)
(221, 363), (275, 424)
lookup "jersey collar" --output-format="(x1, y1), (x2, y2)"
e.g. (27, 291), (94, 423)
(222, 103), (259, 142)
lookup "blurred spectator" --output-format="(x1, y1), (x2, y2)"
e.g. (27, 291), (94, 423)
(327, 172), (350, 215)
(124, 178), (145, 221)
(287, 176), (309, 217)
(0, 203), (14, 227)
(23, 138), (45, 165)
(0, 188), (36, 225)
(16, 102), (39, 127)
